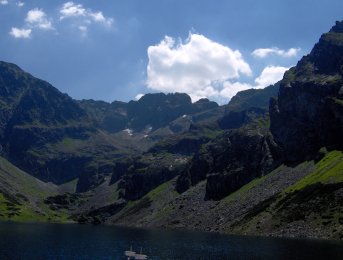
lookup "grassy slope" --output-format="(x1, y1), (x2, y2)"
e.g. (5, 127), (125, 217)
(232, 150), (343, 240)
(1, 147), (342, 241)
(0, 157), (69, 222)
(109, 150), (343, 240)
(109, 178), (179, 227)
(286, 150), (343, 191)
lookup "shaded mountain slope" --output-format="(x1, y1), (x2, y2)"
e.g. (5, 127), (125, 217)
(226, 83), (280, 112)
(0, 156), (68, 222)
(79, 94), (218, 133)
(0, 61), (221, 186)
(104, 83), (281, 203)
(108, 150), (343, 241)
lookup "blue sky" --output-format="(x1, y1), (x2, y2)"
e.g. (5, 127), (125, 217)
(1, 0), (343, 104)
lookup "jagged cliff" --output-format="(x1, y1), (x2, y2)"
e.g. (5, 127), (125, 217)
(271, 21), (343, 162)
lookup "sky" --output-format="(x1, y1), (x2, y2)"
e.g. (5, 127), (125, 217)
(1, 0), (343, 104)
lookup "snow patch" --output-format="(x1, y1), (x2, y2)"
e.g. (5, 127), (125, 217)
(123, 129), (133, 136)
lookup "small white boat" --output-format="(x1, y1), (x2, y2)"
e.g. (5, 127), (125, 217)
(125, 246), (148, 259)
(134, 254), (148, 260)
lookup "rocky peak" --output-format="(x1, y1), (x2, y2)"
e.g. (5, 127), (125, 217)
(126, 93), (217, 131)
(0, 61), (33, 103)
(192, 98), (218, 113)
(270, 21), (343, 162)
(136, 92), (192, 106)
(330, 21), (343, 33)
(308, 20), (343, 75)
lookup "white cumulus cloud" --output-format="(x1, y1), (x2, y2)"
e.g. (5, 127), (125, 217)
(252, 47), (300, 58)
(0, 0), (8, 5)
(255, 66), (288, 88)
(147, 33), (252, 101)
(60, 2), (85, 18)
(9, 27), (31, 38)
(219, 66), (288, 100)
(135, 93), (145, 100)
(220, 81), (254, 99)
(60, 2), (114, 27)
(9, 8), (54, 39)
(16, 1), (24, 7)
(26, 8), (53, 30)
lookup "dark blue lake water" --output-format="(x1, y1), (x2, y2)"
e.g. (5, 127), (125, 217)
(0, 222), (342, 259)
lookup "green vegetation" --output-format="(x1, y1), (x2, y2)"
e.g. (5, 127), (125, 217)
(0, 157), (70, 223)
(282, 67), (296, 84)
(255, 116), (270, 129)
(58, 178), (78, 193)
(286, 150), (343, 192)
(115, 179), (178, 224)
(146, 181), (178, 200)
(332, 97), (343, 106)
(0, 191), (70, 223)
(0, 157), (56, 199)
(222, 165), (286, 203)
(62, 137), (78, 148)
(323, 32), (343, 46)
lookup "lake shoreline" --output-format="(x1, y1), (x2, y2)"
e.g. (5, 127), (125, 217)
(2, 218), (343, 244)
(1, 221), (343, 259)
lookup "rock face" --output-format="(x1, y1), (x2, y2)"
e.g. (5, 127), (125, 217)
(175, 84), (282, 198)
(218, 107), (266, 130)
(117, 153), (189, 200)
(270, 21), (343, 162)
(127, 93), (193, 131)
(78, 100), (128, 133)
(205, 130), (279, 200)
(80, 93), (218, 133)
(196, 21), (343, 200)
(0, 62), (87, 135)
(176, 116), (281, 199)
(0, 61), (96, 183)
(227, 83), (280, 112)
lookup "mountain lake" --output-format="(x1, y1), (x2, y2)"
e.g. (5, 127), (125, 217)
(0, 222), (342, 259)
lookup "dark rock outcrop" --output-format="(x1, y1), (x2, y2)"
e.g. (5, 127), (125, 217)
(227, 83), (280, 112)
(218, 107), (266, 129)
(176, 116), (281, 199)
(81, 93), (219, 133)
(117, 154), (188, 200)
(205, 130), (279, 200)
(192, 98), (218, 113)
(270, 21), (343, 162)
(175, 82), (283, 198)
(0, 61), (100, 183)
(109, 157), (135, 185)
(79, 100), (128, 133)
(127, 93), (218, 131)
(76, 199), (127, 224)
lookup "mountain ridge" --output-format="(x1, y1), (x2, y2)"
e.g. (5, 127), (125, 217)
(0, 62), (223, 186)
(1, 20), (343, 241)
